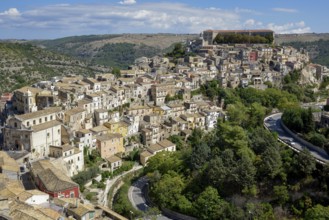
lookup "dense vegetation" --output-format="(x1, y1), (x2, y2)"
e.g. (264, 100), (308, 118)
(91, 43), (162, 69)
(143, 82), (329, 219)
(165, 43), (196, 64)
(282, 106), (329, 153)
(214, 33), (274, 44)
(282, 39), (329, 67)
(32, 34), (190, 69)
(0, 42), (109, 94)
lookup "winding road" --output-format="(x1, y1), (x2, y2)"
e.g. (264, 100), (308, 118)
(128, 177), (171, 220)
(264, 113), (329, 164)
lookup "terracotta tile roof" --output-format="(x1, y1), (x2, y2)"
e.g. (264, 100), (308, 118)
(50, 144), (75, 152)
(31, 160), (78, 192)
(0, 151), (20, 172)
(96, 133), (122, 141)
(140, 150), (153, 158)
(0, 179), (25, 200)
(9, 199), (60, 220)
(31, 120), (62, 132)
(15, 86), (42, 94)
(77, 129), (91, 134)
(90, 125), (109, 133)
(147, 144), (163, 153)
(18, 189), (48, 202)
(158, 139), (175, 149)
(106, 155), (122, 163)
(54, 198), (94, 217)
(16, 107), (61, 121)
(64, 107), (85, 116)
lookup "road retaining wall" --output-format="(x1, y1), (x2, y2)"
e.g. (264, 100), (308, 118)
(280, 120), (328, 163)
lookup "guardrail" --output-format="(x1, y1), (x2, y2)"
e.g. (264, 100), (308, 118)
(263, 113), (328, 164)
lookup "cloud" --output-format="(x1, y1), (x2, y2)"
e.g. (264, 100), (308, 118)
(272, 8), (298, 13)
(0, 8), (21, 17)
(266, 21), (311, 34)
(244, 19), (263, 27)
(0, 3), (241, 37)
(0, 3), (313, 38)
(119, 0), (136, 5)
(234, 7), (262, 15)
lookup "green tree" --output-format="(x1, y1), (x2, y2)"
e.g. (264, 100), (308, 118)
(168, 135), (185, 150)
(257, 147), (282, 179)
(305, 204), (329, 220)
(193, 186), (229, 220)
(273, 185), (289, 206)
(245, 203), (275, 220)
(190, 142), (210, 170)
(249, 102), (267, 127)
(216, 122), (255, 160)
(144, 151), (184, 175)
(295, 149), (316, 177)
(226, 102), (248, 127)
(111, 67), (121, 78)
(152, 171), (185, 209)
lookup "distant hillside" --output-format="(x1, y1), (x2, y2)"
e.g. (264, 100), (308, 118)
(32, 34), (198, 69)
(275, 33), (329, 44)
(275, 33), (329, 67)
(280, 39), (329, 67)
(0, 42), (110, 94)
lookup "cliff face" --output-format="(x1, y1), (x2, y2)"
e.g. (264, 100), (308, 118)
(299, 67), (320, 86)
(0, 42), (110, 94)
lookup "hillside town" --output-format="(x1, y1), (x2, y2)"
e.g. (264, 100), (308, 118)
(1, 29), (329, 219)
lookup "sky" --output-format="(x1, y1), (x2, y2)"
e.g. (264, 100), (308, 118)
(0, 0), (327, 39)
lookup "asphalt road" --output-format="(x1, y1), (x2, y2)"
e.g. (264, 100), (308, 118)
(128, 177), (171, 220)
(264, 113), (329, 163)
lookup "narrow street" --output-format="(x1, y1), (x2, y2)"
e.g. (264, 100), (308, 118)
(97, 163), (143, 207)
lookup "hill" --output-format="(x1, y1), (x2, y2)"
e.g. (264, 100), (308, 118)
(275, 33), (329, 67)
(275, 33), (329, 44)
(0, 42), (110, 94)
(32, 34), (198, 69)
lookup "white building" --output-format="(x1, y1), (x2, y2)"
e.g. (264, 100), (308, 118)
(49, 144), (84, 177)
(94, 109), (109, 126)
(75, 129), (93, 150)
(18, 190), (50, 205)
(30, 121), (62, 159)
(123, 115), (140, 136)
(201, 108), (222, 130)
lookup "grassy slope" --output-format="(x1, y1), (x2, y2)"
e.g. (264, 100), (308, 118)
(0, 42), (110, 94)
(33, 34), (198, 69)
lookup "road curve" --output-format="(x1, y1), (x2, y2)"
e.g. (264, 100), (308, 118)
(128, 177), (172, 220)
(264, 113), (329, 164)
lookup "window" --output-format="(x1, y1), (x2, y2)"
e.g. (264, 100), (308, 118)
(45, 117), (47, 122)
(14, 122), (17, 128)
(50, 115), (53, 120)
(39, 118), (42, 123)
(58, 129), (60, 134)
(70, 191), (74, 198)
(47, 133), (50, 137)
(27, 121), (30, 126)
(33, 120), (36, 125)
(78, 156), (80, 161)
